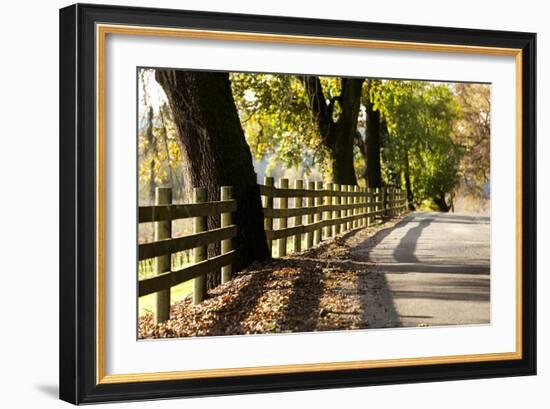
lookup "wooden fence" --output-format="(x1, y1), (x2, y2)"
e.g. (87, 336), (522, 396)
(138, 180), (407, 323)
(259, 177), (407, 257)
(138, 186), (237, 323)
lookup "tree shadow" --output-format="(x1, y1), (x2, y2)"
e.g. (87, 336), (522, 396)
(378, 262), (489, 275)
(274, 258), (325, 332)
(273, 255), (402, 332)
(193, 265), (278, 336)
(392, 217), (432, 263)
(393, 289), (489, 303)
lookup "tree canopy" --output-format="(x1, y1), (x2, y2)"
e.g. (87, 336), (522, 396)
(375, 80), (463, 210)
(139, 69), (489, 213)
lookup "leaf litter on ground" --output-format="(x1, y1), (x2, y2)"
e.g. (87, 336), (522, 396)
(139, 217), (405, 339)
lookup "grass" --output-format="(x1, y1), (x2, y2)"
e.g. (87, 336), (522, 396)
(138, 251), (194, 317)
(138, 280), (193, 317)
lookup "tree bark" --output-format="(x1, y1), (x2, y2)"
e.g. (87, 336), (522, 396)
(155, 70), (270, 289)
(302, 76), (363, 185)
(404, 149), (416, 211)
(433, 191), (450, 212)
(365, 80), (383, 188)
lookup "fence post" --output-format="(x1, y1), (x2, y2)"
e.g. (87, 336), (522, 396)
(363, 187), (369, 227)
(373, 187), (381, 221)
(263, 176), (274, 257)
(396, 188), (399, 216)
(342, 185), (348, 231)
(391, 187), (396, 217)
(278, 178), (289, 257)
(324, 182), (333, 239)
(193, 187), (207, 305)
(346, 185), (353, 231)
(395, 188), (398, 216)
(153, 187), (171, 324)
(220, 186), (233, 284)
(314, 181), (323, 245)
(366, 188), (372, 226)
(357, 187), (362, 227)
(394, 188), (398, 215)
(293, 180), (303, 253)
(389, 187), (392, 217)
(332, 183), (340, 236)
(381, 187), (386, 219)
(361, 186), (366, 227)
(305, 181), (315, 249)
(387, 187), (392, 217)
(353, 185), (359, 228)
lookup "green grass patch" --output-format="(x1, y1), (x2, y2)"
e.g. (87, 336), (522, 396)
(138, 280), (194, 317)
(138, 250), (194, 317)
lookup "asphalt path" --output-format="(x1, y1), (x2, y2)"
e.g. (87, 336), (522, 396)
(361, 212), (490, 327)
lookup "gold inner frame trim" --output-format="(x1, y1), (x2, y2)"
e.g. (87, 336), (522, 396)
(96, 23), (523, 385)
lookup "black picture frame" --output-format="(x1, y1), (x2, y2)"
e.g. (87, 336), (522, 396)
(59, 3), (536, 404)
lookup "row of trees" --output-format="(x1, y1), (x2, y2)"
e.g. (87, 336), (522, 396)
(138, 69), (490, 287)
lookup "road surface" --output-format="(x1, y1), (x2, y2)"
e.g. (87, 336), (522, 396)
(356, 211), (490, 327)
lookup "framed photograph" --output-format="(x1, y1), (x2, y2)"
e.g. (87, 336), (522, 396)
(59, 3), (536, 404)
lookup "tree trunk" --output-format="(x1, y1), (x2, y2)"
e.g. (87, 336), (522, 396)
(365, 80), (383, 188)
(155, 70), (270, 290)
(302, 76), (363, 185)
(433, 191), (450, 212)
(404, 149), (416, 211)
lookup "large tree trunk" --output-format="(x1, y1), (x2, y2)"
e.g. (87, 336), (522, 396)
(365, 80), (383, 188)
(155, 70), (270, 289)
(404, 149), (416, 211)
(302, 76), (363, 185)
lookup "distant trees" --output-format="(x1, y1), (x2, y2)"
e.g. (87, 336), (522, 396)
(138, 71), (184, 203)
(453, 83), (491, 199)
(377, 80), (462, 211)
(230, 73), (323, 174)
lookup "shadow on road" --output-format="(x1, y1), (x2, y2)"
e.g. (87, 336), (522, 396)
(393, 217), (432, 263)
(379, 263), (489, 275)
(392, 288), (489, 303)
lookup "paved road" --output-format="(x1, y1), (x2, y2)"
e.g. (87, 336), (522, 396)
(365, 212), (490, 327)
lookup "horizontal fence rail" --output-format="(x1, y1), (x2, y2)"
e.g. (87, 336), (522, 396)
(139, 200), (236, 223)
(138, 225), (237, 260)
(138, 180), (408, 323)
